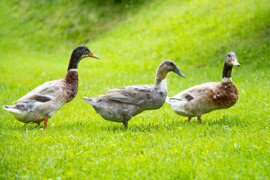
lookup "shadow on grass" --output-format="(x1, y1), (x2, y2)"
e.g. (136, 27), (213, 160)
(96, 115), (248, 132)
(205, 116), (251, 127)
(6, 114), (248, 133)
(10, 123), (42, 131)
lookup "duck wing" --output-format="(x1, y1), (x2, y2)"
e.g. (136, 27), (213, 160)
(170, 82), (219, 102)
(102, 85), (153, 105)
(14, 79), (65, 103)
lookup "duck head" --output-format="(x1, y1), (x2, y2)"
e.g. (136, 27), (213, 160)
(155, 60), (185, 89)
(68, 45), (100, 71)
(225, 52), (240, 67)
(222, 52), (240, 82)
(157, 60), (185, 78)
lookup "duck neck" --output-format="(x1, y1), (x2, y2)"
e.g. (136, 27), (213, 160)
(67, 52), (82, 71)
(154, 67), (168, 92)
(66, 52), (80, 84)
(222, 63), (233, 82)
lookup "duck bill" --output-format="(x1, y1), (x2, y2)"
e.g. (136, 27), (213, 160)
(88, 52), (100, 59)
(173, 69), (185, 78)
(232, 58), (240, 66)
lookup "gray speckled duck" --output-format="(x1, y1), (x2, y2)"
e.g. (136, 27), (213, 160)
(3, 45), (99, 128)
(83, 60), (185, 129)
(166, 52), (240, 123)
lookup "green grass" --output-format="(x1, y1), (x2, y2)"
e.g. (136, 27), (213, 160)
(1, 0), (270, 179)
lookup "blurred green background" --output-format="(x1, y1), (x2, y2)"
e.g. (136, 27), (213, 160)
(0, 0), (270, 179)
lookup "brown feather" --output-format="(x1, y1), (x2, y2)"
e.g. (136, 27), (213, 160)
(63, 71), (79, 102)
(210, 82), (238, 108)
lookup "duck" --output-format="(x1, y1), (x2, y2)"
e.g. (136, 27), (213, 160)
(83, 60), (185, 129)
(3, 45), (99, 128)
(166, 52), (240, 123)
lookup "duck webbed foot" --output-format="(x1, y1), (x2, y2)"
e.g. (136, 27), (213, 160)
(197, 116), (202, 123)
(184, 117), (192, 122)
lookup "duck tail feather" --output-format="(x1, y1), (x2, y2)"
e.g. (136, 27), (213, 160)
(3, 105), (14, 110)
(83, 97), (95, 105)
(166, 96), (171, 103)
(3, 105), (22, 113)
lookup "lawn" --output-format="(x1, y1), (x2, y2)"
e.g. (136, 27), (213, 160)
(0, 0), (270, 179)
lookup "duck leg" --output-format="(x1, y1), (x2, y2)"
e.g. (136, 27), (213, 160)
(185, 117), (192, 122)
(44, 118), (48, 129)
(197, 116), (202, 123)
(123, 121), (128, 130)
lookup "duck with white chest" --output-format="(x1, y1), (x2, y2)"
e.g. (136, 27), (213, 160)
(83, 60), (185, 129)
(166, 52), (240, 123)
(3, 45), (100, 128)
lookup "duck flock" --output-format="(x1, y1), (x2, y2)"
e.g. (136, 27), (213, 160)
(3, 45), (240, 129)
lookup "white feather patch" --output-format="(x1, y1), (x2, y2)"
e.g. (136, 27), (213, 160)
(69, 69), (78, 72)
(157, 79), (167, 92)
(222, 77), (232, 82)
